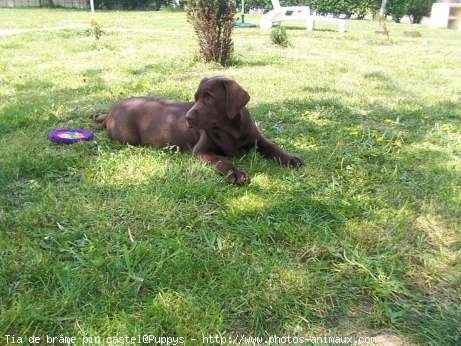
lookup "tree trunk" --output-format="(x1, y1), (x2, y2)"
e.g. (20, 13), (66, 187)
(378, 0), (390, 40)
(379, 0), (388, 24)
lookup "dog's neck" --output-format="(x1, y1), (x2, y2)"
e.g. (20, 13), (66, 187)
(205, 113), (243, 155)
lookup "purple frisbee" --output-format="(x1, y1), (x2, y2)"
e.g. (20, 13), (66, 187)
(48, 128), (94, 144)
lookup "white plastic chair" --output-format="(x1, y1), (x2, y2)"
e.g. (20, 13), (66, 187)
(260, 0), (345, 33)
(260, 0), (311, 30)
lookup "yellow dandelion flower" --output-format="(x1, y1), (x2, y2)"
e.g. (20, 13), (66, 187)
(393, 139), (402, 147)
(384, 119), (393, 125)
(375, 135), (385, 143)
(350, 130), (359, 137)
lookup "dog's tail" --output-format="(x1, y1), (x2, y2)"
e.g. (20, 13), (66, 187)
(92, 111), (109, 129)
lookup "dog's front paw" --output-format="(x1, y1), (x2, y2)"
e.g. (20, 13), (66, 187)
(227, 169), (251, 185)
(288, 155), (304, 168)
(280, 155), (304, 168)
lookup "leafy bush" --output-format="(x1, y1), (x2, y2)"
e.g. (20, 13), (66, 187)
(309, 0), (351, 16)
(308, 0), (380, 17)
(354, 0), (380, 19)
(387, 0), (408, 22)
(271, 26), (289, 47)
(285, 0), (434, 23)
(236, 0), (378, 16)
(187, 0), (236, 66)
(86, 17), (104, 41)
(237, 0), (434, 22)
(406, 0), (434, 23)
(387, 0), (435, 23)
(90, 0), (166, 10)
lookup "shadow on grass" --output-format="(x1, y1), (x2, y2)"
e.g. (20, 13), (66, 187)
(279, 25), (307, 31)
(282, 25), (339, 33)
(0, 72), (188, 189)
(229, 55), (284, 67)
(250, 96), (460, 339)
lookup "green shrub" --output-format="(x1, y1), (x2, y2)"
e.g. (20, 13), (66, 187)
(387, 0), (407, 22)
(387, 0), (435, 23)
(187, 0), (236, 66)
(407, 0), (434, 23)
(85, 17), (104, 41)
(306, 0), (434, 23)
(91, 0), (166, 10)
(271, 26), (290, 47)
(308, 0), (379, 17)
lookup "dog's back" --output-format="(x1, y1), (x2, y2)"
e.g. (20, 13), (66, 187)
(100, 97), (198, 149)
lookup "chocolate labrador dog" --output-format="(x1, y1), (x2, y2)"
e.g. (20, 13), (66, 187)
(96, 76), (303, 184)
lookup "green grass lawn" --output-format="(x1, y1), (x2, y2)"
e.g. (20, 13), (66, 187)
(1, 8), (460, 345)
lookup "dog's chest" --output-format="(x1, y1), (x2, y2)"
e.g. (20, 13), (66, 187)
(207, 129), (242, 156)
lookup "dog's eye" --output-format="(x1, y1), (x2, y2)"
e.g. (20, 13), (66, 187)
(203, 93), (214, 104)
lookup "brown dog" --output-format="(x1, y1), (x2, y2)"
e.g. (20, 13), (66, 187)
(96, 76), (303, 184)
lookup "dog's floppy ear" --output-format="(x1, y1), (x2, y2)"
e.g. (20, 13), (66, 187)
(194, 77), (210, 101)
(222, 79), (250, 119)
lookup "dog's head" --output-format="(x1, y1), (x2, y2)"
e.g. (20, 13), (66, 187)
(185, 76), (250, 129)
